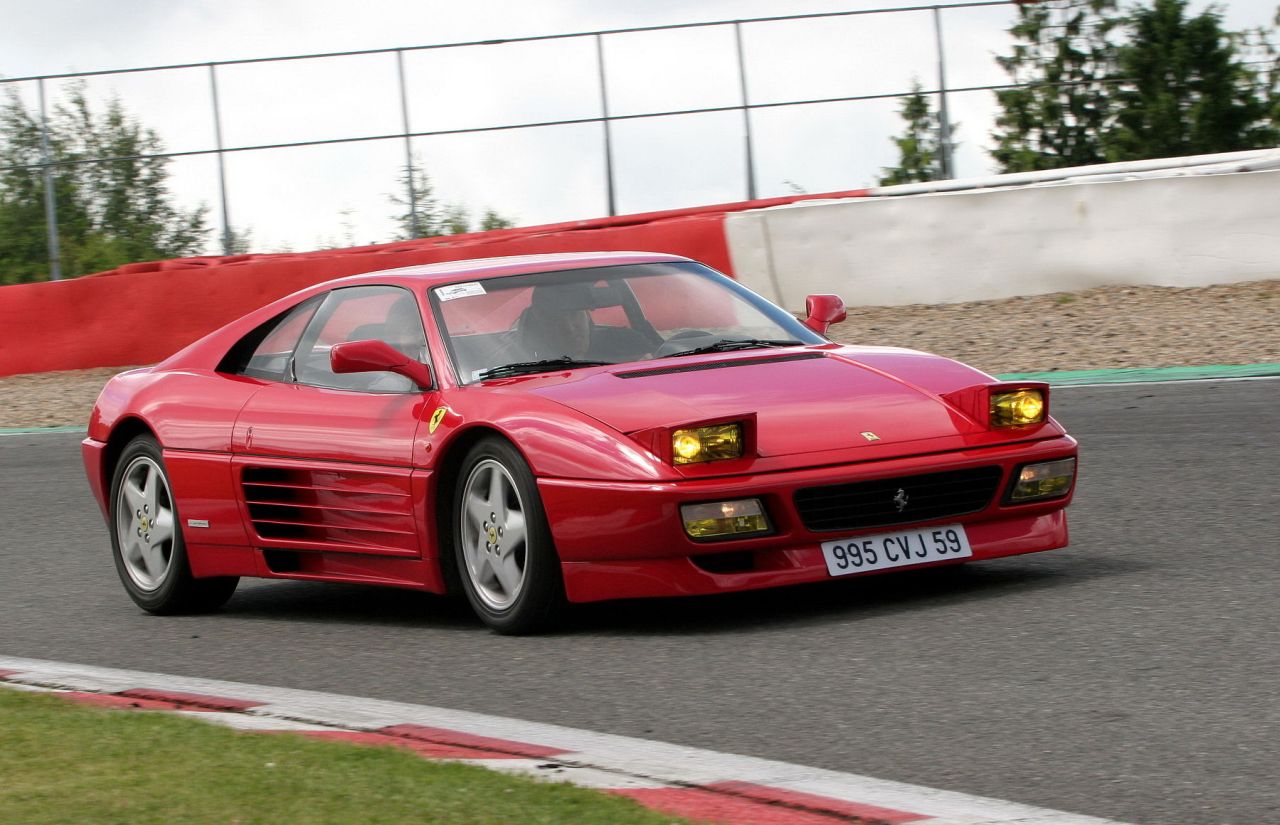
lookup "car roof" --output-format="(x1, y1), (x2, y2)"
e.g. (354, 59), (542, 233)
(156, 252), (699, 374)
(323, 251), (693, 289)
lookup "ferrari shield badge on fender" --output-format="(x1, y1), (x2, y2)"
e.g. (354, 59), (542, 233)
(860, 431), (880, 442)
(429, 406), (449, 434)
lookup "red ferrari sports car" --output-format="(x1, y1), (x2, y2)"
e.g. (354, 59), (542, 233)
(83, 251), (1077, 633)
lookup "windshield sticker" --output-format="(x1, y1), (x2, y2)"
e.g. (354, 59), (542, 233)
(435, 282), (486, 302)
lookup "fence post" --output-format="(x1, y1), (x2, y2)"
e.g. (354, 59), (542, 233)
(595, 34), (617, 217)
(36, 79), (62, 281)
(208, 64), (234, 255)
(932, 6), (955, 180)
(733, 22), (758, 201)
(395, 49), (421, 238)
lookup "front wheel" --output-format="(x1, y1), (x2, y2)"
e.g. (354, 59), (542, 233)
(452, 437), (564, 634)
(109, 435), (238, 614)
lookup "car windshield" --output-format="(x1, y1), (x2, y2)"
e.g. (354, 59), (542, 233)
(429, 261), (825, 384)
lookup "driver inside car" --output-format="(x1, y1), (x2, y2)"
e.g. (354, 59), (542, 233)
(516, 282), (653, 363)
(519, 284), (593, 360)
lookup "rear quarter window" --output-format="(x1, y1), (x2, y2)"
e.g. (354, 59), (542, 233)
(218, 295), (322, 381)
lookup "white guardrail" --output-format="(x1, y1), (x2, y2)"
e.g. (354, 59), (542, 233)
(726, 149), (1280, 308)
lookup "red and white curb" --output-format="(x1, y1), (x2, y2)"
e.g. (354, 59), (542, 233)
(1, 656), (1129, 825)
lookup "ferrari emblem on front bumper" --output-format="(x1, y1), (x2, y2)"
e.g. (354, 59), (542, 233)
(893, 488), (909, 512)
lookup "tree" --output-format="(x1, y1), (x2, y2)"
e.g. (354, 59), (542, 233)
(879, 79), (956, 185)
(1244, 7), (1280, 129)
(223, 225), (254, 255)
(0, 84), (209, 284)
(389, 156), (514, 240)
(439, 204), (471, 236)
(990, 0), (1123, 172)
(389, 160), (437, 241)
(1107, 0), (1276, 159)
(478, 209), (515, 232)
(0, 91), (94, 284)
(991, 0), (1278, 173)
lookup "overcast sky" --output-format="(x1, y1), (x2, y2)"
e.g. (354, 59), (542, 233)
(2, 0), (1277, 255)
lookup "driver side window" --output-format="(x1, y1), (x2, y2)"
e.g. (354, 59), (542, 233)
(293, 286), (429, 393)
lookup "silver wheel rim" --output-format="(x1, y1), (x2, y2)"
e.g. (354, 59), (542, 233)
(459, 458), (528, 611)
(115, 455), (177, 592)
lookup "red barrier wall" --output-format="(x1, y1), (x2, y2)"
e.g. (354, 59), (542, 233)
(0, 191), (865, 377)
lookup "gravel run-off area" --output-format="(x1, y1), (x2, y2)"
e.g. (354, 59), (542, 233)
(2, 279), (1277, 430)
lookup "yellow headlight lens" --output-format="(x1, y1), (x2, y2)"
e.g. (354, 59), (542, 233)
(673, 432), (704, 461)
(1010, 458), (1076, 502)
(671, 423), (744, 464)
(681, 499), (770, 538)
(990, 389), (1046, 427)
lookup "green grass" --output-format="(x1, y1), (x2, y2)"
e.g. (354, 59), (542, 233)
(0, 688), (689, 825)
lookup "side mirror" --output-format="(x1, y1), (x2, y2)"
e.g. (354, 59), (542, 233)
(802, 294), (847, 335)
(331, 339), (434, 390)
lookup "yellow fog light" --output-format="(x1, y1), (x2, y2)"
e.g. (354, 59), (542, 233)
(681, 498), (770, 539)
(671, 423), (744, 464)
(1010, 458), (1076, 502)
(990, 389), (1046, 427)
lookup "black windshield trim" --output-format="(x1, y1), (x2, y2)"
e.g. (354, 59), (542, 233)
(477, 357), (614, 381)
(666, 338), (803, 358)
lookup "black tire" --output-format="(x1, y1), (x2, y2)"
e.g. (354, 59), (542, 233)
(108, 435), (238, 614)
(451, 437), (564, 634)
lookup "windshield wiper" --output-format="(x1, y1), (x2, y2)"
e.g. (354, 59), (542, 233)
(477, 356), (614, 380)
(668, 338), (800, 357)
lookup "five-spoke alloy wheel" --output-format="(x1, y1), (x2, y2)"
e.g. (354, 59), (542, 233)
(116, 452), (177, 592)
(108, 435), (238, 613)
(453, 437), (563, 633)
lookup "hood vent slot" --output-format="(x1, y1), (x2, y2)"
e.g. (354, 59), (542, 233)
(617, 351), (824, 379)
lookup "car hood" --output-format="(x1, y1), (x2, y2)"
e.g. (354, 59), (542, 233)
(523, 349), (988, 457)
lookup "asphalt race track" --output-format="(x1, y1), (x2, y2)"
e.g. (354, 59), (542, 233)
(3, 380), (1277, 825)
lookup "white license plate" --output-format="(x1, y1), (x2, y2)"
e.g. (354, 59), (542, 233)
(821, 523), (972, 577)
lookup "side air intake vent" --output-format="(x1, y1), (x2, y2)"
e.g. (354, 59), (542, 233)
(240, 466), (417, 555)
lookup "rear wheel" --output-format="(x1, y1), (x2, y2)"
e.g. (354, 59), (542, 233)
(452, 437), (564, 634)
(109, 435), (238, 614)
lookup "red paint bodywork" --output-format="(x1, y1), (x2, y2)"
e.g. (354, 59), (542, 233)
(83, 252), (1078, 607)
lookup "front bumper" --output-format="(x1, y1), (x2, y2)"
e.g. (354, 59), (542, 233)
(539, 435), (1076, 603)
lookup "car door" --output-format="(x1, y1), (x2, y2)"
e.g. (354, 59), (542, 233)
(231, 285), (439, 560)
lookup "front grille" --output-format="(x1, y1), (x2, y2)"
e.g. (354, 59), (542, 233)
(794, 466), (1003, 532)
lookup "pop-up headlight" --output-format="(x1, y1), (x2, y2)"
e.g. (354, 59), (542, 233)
(671, 422), (744, 465)
(990, 389), (1046, 428)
